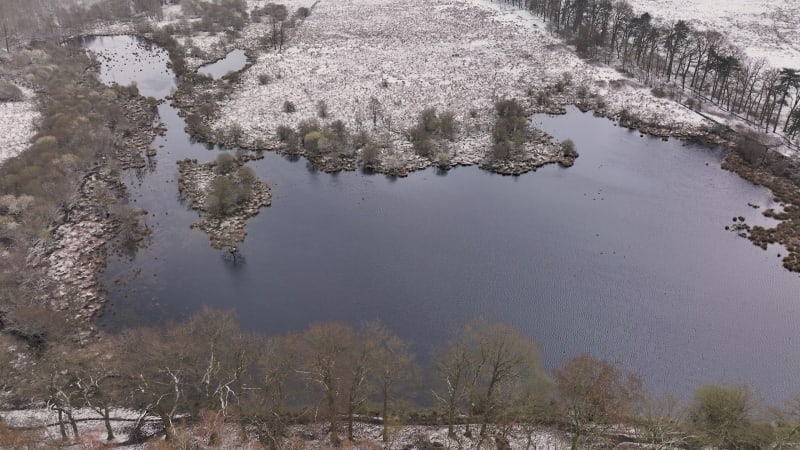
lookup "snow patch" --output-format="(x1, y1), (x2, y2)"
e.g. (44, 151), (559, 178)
(626, 0), (800, 70)
(0, 85), (38, 166)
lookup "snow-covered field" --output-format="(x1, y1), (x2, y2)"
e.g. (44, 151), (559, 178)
(213, 0), (707, 164)
(0, 85), (38, 166)
(627, 0), (800, 70)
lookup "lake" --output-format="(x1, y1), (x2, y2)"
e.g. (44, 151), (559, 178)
(85, 35), (800, 404)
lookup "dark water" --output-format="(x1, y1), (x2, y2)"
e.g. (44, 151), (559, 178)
(88, 35), (800, 404)
(198, 49), (247, 79)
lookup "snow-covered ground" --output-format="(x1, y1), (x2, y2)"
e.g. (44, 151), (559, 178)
(627, 0), (800, 70)
(0, 408), (573, 449)
(213, 0), (706, 164)
(0, 84), (38, 166)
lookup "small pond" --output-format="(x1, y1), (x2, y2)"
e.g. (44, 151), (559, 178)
(197, 49), (247, 79)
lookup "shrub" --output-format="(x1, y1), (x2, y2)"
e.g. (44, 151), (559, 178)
(282, 100), (296, 113)
(535, 90), (550, 106)
(576, 84), (589, 100)
(435, 150), (451, 168)
(285, 132), (299, 152)
(276, 125), (295, 142)
(419, 107), (439, 133)
(327, 120), (348, 143)
(226, 123), (243, 144)
(439, 111), (456, 140)
(353, 130), (370, 149)
(495, 98), (525, 119)
(258, 74), (271, 85)
(594, 95), (606, 109)
(492, 99), (529, 158)
(651, 85), (666, 98)
(316, 100), (328, 118)
(296, 7), (310, 18)
(205, 176), (237, 216)
(303, 131), (330, 153)
(406, 107), (457, 156)
(214, 152), (237, 175)
(361, 142), (379, 167)
(734, 132), (767, 165)
(0, 81), (23, 102)
(560, 139), (579, 158)
(412, 137), (436, 158)
(297, 118), (320, 142)
(491, 141), (512, 160)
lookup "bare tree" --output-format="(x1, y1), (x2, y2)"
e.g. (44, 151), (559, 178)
(371, 325), (414, 443)
(296, 322), (357, 447)
(554, 353), (643, 450)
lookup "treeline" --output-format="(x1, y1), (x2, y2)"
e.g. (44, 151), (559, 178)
(0, 0), (175, 50)
(2, 308), (800, 449)
(507, 0), (800, 140)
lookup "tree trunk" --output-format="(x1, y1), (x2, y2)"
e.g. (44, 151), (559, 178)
(58, 409), (67, 440)
(327, 390), (340, 447)
(68, 412), (79, 438)
(382, 383), (389, 443)
(103, 407), (115, 441)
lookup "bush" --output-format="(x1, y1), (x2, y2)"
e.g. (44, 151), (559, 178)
(651, 85), (667, 98)
(439, 111), (456, 140)
(0, 81), (23, 102)
(407, 107), (457, 157)
(296, 7), (310, 17)
(576, 84), (589, 100)
(205, 176), (237, 216)
(214, 153), (237, 175)
(316, 100), (328, 118)
(205, 167), (255, 217)
(353, 130), (370, 149)
(495, 98), (525, 119)
(276, 125), (295, 142)
(326, 120), (348, 150)
(282, 100), (296, 113)
(297, 118), (320, 142)
(361, 142), (379, 167)
(689, 385), (762, 448)
(412, 137), (436, 158)
(258, 74), (271, 85)
(492, 99), (529, 158)
(560, 139), (579, 158)
(303, 131), (330, 153)
(491, 141), (512, 160)
(535, 90), (550, 106)
(594, 95), (606, 109)
(418, 107), (439, 133)
(734, 133), (768, 165)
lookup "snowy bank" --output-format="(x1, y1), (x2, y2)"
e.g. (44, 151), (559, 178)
(0, 84), (39, 166)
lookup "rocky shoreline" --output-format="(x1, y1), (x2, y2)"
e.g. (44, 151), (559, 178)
(721, 152), (800, 272)
(22, 92), (162, 326)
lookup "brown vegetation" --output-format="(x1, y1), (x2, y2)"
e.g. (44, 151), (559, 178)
(1, 310), (798, 449)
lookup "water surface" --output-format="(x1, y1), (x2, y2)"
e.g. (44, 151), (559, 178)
(89, 35), (800, 404)
(198, 49), (247, 79)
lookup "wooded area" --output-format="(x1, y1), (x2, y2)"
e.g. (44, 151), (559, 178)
(514, 0), (800, 141)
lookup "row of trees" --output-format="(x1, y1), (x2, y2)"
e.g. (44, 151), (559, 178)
(511, 0), (800, 140)
(0, 0), (169, 50)
(2, 308), (798, 449)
